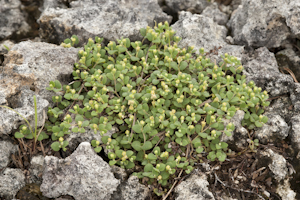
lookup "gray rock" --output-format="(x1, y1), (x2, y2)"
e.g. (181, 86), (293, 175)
(290, 115), (300, 151)
(67, 126), (118, 153)
(0, 0), (30, 40)
(38, 0), (172, 45)
(290, 83), (300, 113)
(276, 48), (300, 82)
(0, 168), (26, 199)
(202, 3), (229, 26)
(111, 176), (150, 200)
(276, 179), (296, 200)
(259, 149), (291, 182)
(228, 0), (300, 48)
(0, 140), (18, 169)
(172, 11), (244, 63)
(255, 114), (289, 144)
(29, 155), (44, 184)
(1, 41), (78, 104)
(111, 165), (127, 181)
(166, 0), (210, 14)
(242, 47), (294, 97)
(221, 110), (248, 151)
(40, 142), (119, 200)
(175, 174), (215, 200)
(0, 89), (49, 136)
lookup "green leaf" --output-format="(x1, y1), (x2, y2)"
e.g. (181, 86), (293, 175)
(14, 132), (24, 139)
(142, 141), (153, 150)
(179, 61), (188, 70)
(51, 142), (61, 151)
(144, 163), (153, 172)
(140, 28), (146, 37)
(94, 146), (102, 153)
(132, 141), (142, 151)
(132, 124), (142, 133)
(255, 121), (263, 127)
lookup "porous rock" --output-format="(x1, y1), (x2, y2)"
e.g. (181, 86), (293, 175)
(172, 11), (244, 63)
(202, 3), (229, 26)
(242, 47), (294, 97)
(40, 142), (119, 200)
(290, 115), (300, 151)
(0, 89), (49, 136)
(0, 41), (78, 135)
(166, 0), (210, 14)
(0, 0), (30, 40)
(66, 126), (118, 153)
(276, 179), (296, 200)
(221, 110), (248, 151)
(255, 114), (289, 144)
(228, 0), (300, 48)
(38, 0), (172, 45)
(259, 149), (291, 182)
(111, 175), (150, 200)
(0, 140), (18, 169)
(175, 174), (215, 200)
(29, 155), (44, 184)
(0, 168), (26, 199)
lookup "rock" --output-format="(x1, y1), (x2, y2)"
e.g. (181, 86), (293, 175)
(242, 47), (294, 97)
(0, 40), (14, 55)
(255, 114), (289, 144)
(202, 3), (229, 26)
(0, 89), (49, 136)
(0, 41), (79, 135)
(166, 0), (210, 14)
(1, 41), (78, 104)
(276, 48), (300, 82)
(259, 149), (291, 182)
(290, 115), (300, 151)
(0, 168), (26, 199)
(221, 110), (248, 151)
(172, 11), (244, 63)
(29, 155), (44, 184)
(0, 0), (30, 40)
(0, 140), (18, 169)
(111, 176), (150, 200)
(111, 165), (127, 182)
(40, 142), (119, 200)
(66, 126), (118, 153)
(277, 179), (297, 200)
(228, 0), (300, 48)
(290, 83), (300, 113)
(175, 174), (215, 200)
(38, 0), (172, 45)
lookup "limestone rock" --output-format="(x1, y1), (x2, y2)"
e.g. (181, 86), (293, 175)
(0, 140), (18, 169)
(38, 0), (172, 45)
(0, 168), (26, 199)
(40, 142), (119, 200)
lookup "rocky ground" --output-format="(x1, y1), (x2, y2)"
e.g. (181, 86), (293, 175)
(1, 0), (300, 199)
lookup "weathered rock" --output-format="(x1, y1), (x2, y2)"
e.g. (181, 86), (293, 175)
(1, 41), (78, 104)
(277, 179), (296, 200)
(0, 168), (26, 199)
(111, 176), (150, 200)
(40, 142), (119, 200)
(29, 155), (44, 184)
(202, 3), (228, 26)
(221, 110), (248, 151)
(0, 40), (14, 55)
(276, 48), (300, 82)
(0, 41), (79, 135)
(0, 140), (18, 169)
(290, 83), (300, 113)
(242, 47), (294, 97)
(172, 11), (244, 63)
(111, 165), (127, 182)
(0, 89), (49, 136)
(255, 114), (289, 144)
(259, 149), (296, 199)
(290, 115), (300, 151)
(228, 0), (300, 48)
(67, 126), (118, 153)
(0, 0), (30, 40)
(175, 173), (215, 200)
(166, 0), (210, 14)
(38, 0), (172, 45)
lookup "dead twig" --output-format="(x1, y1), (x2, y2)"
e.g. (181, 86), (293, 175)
(162, 169), (184, 200)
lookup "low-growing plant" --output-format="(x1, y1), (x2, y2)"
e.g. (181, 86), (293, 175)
(21, 21), (270, 191)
